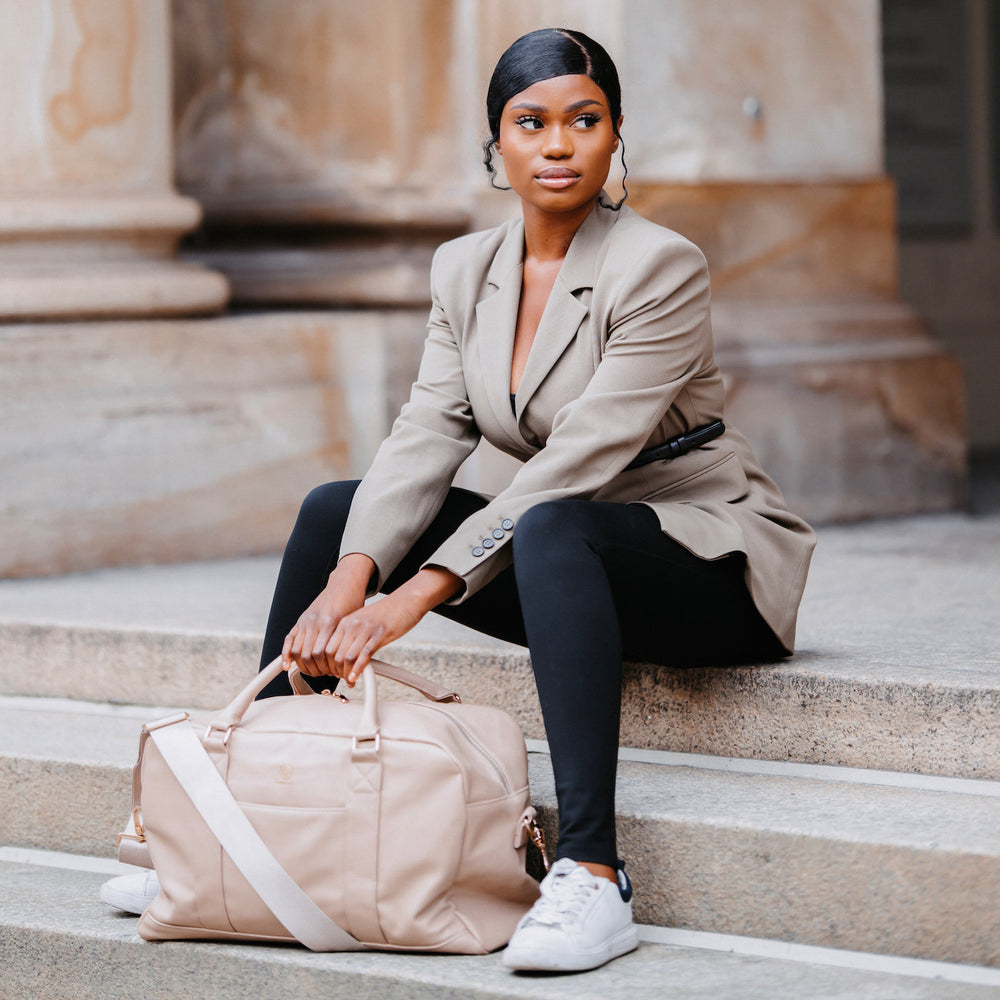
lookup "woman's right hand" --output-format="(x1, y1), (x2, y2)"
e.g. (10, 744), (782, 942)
(282, 553), (375, 678)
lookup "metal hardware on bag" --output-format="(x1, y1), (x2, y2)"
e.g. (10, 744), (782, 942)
(526, 817), (550, 872)
(202, 723), (236, 747)
(452, 693), (462, 704)
(321, 689), (350, 702)
(203, 724), (235, 745)
(116, 806), (147, 846)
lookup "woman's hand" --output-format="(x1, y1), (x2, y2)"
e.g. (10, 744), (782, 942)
(312, 567), (462, 687)
(282, 553), (374, 677)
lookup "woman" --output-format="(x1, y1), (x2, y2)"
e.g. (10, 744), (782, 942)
(105, 28), (815, 973)
(261, 26), (814, 971)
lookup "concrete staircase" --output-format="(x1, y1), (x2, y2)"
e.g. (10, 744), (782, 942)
(2, 512), (1000, 998)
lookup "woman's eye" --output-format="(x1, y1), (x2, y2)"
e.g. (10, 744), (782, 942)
(573, 114), (601, 128)
(515, 116), (543, 130)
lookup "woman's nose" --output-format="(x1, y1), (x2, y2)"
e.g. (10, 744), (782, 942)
(542, 125), (572, 158)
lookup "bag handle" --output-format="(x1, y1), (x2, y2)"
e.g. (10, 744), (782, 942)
(208, 656), (461, 734)
(287, 658), (462, 705)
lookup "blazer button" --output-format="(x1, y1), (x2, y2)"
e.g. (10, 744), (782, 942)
(492, 528), (505, 540)
(501, 518), (514, 531)
(482, 538), (494, 549)
(472, 546), (485, 557)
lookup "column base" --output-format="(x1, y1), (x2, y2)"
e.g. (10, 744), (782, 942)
(0, 195), (230, 319)
(0, 263), (229, 320)
(715, 298), (966, 521)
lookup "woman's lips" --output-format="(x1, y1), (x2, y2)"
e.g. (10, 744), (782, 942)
(535, 168), (580, 190)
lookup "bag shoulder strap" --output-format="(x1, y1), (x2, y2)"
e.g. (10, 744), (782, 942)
(145, 716), (364, 952)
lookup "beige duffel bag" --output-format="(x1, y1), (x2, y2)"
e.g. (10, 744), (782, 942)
(120, 657), (543, 953)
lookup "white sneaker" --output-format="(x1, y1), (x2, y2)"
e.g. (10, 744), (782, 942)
(502, 858), (639, 972)
(100, 870), (159, 915)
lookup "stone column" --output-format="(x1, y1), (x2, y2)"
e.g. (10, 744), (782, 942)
(620, 0), (966, 520)
(0, 0), (228, 318)
(170, 0), (468, 315)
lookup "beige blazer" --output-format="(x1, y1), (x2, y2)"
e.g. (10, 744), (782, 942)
(342, 200), (815, 651)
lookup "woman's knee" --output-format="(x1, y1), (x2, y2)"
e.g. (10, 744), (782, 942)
(512, 500), (595, 559)
(296, 480), (360, 532)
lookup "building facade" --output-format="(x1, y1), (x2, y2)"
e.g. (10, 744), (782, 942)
(1, 0), (988, 577)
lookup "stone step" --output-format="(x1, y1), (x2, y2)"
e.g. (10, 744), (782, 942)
(3, 696), (1000, 966)
(5, 858), (1000, 1000)
(1, 511), (999, 777)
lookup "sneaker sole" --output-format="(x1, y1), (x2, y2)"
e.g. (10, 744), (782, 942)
(502, 923), (640, 972)
(99, 882), (152, 915)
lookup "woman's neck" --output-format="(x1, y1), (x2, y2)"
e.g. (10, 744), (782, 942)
(520, 196), (598, 265)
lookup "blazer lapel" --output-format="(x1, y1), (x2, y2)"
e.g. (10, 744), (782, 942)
(512, 277), (588, 414)
(513, 201), (619, 415)
(475, 218), (528, 447)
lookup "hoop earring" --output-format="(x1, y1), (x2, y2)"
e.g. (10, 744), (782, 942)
(483, 138), (511, 192)
(599, 135), (629, 211)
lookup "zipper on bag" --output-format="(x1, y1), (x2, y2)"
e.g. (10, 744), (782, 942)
(421, 704), (514, 794)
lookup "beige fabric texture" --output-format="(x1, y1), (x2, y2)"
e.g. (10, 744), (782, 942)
(134, 661), (539, 953)
(341, 200), (816, 651)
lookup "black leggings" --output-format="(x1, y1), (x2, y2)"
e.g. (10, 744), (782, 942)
(259, 481), (786, 868)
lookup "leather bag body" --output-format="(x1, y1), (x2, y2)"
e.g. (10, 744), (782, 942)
(130, 658), (540, 953)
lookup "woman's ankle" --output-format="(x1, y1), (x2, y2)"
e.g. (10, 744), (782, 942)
(576, 860), (617, 883)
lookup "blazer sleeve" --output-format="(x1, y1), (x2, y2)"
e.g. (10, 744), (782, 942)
(425, 234), (713, 603)
(338, 247), (481, 591)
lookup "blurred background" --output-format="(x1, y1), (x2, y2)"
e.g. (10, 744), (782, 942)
(1, 0), (996, 578)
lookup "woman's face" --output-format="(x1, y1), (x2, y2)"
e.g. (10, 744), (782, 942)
(495, 74), (621, 217)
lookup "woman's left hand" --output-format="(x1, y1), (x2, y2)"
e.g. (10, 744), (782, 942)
(324, 567), (462, 686)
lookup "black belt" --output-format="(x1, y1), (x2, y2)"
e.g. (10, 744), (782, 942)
(624, 420), (726, 471)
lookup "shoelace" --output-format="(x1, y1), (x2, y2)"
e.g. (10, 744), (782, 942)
(525, 864), (601, 927)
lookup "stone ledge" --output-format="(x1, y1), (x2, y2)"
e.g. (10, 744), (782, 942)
(0, 512), (998, 776)
(3, 619), (1000, 778)
(5, 863), (992, 1000)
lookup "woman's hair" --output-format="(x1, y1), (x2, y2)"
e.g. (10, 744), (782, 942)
(483, 28), (628, 210)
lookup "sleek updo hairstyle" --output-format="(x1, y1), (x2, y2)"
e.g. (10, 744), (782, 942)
(483, 28), (628, 210)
